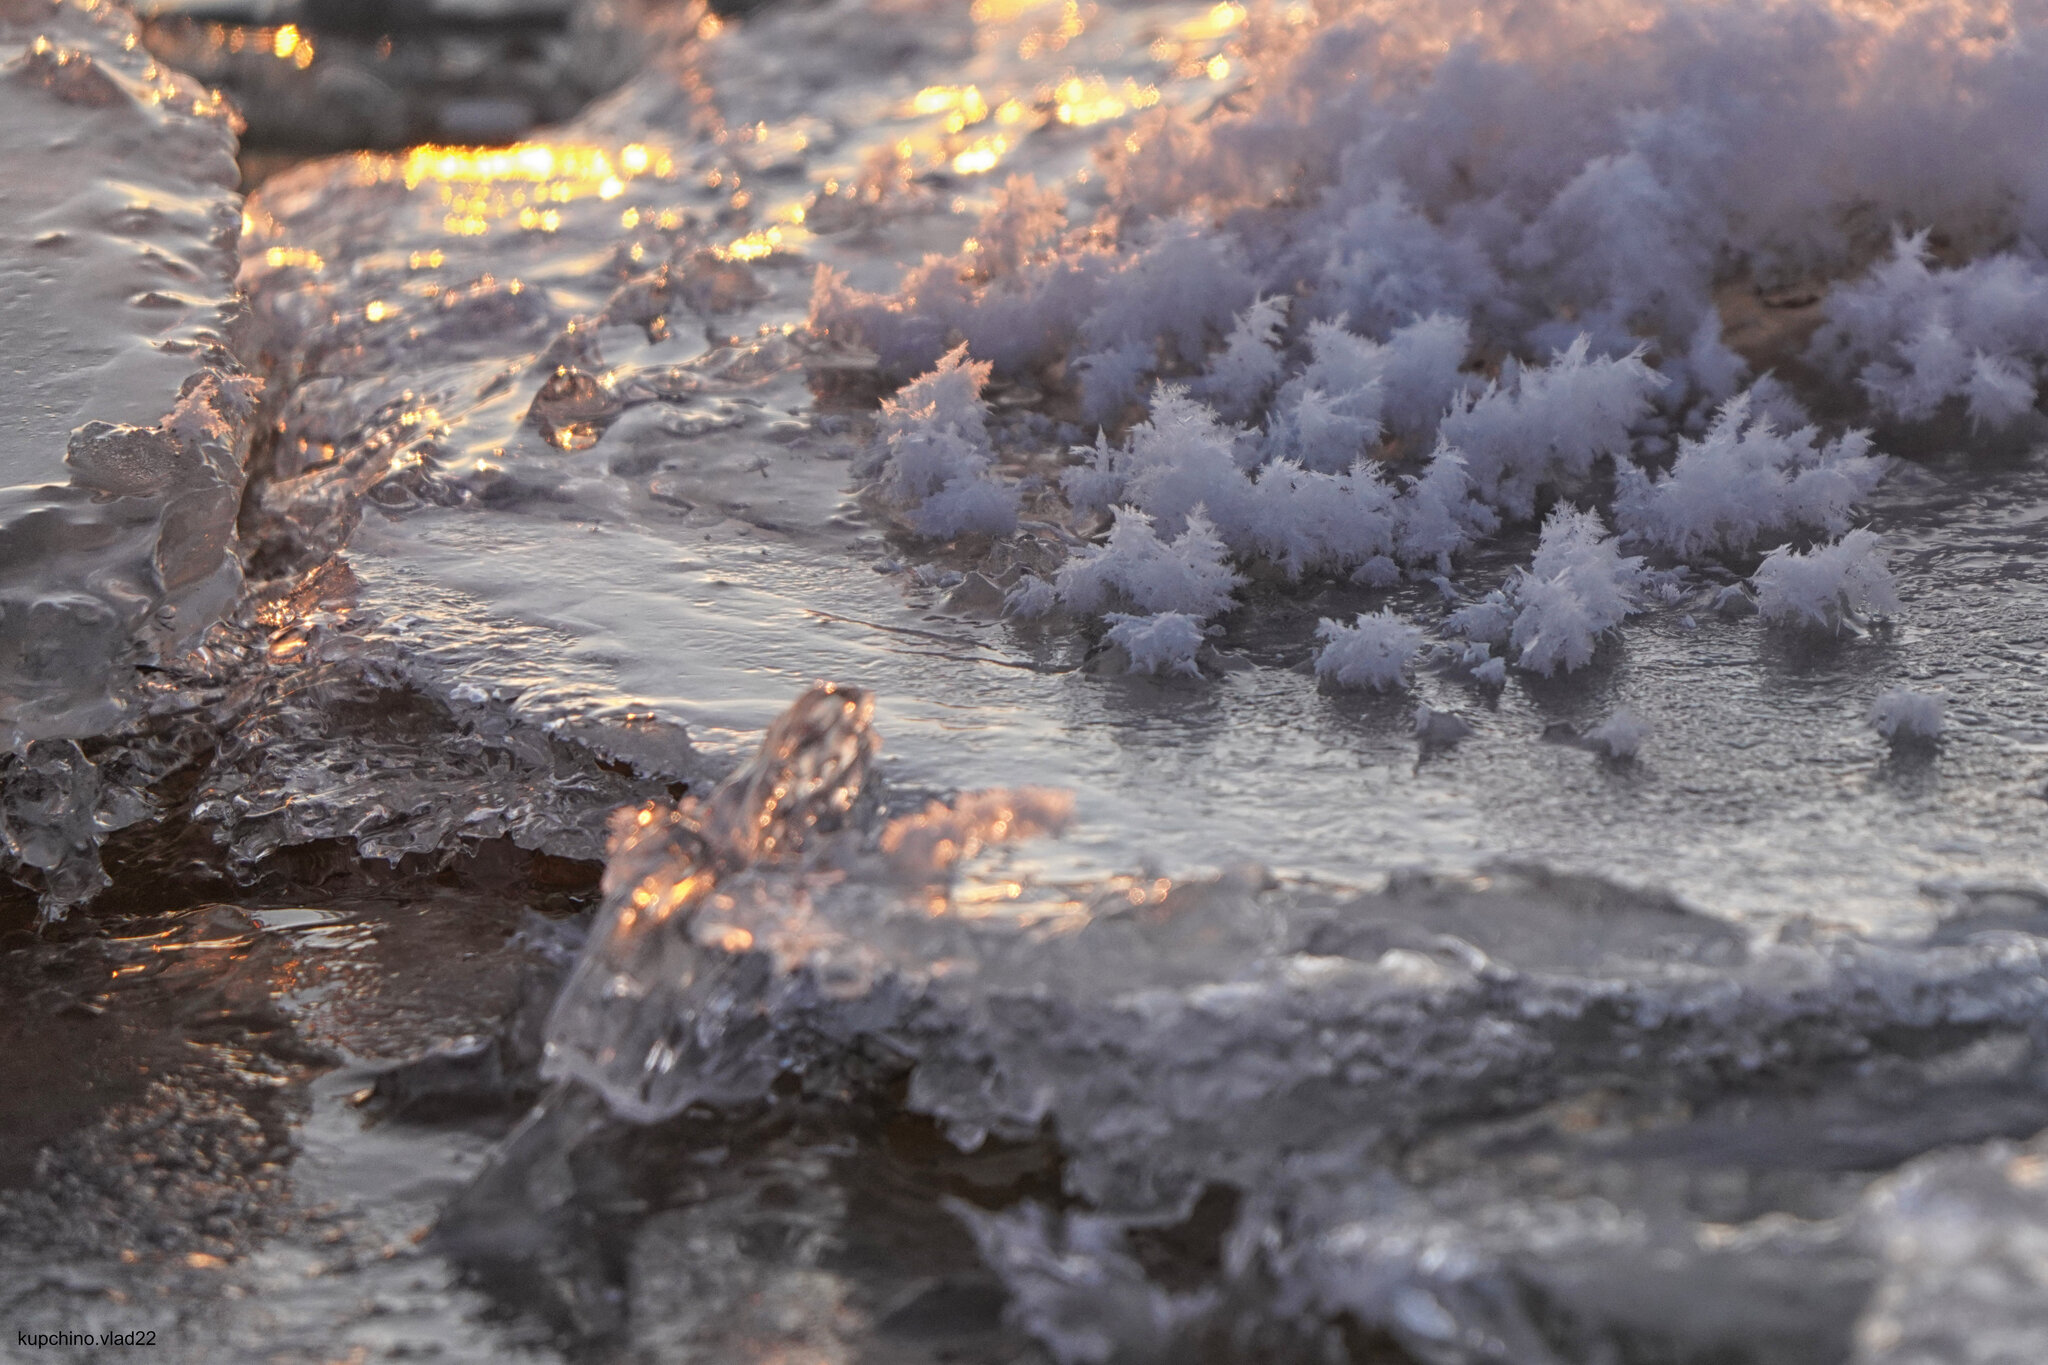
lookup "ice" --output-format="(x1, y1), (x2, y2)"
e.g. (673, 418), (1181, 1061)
(193, 0), (2048, 923)
(1508, 506), (1646, 676)
(1855, 1133), (2048, 1364)
(1313, 608), (1423, 692)
(868, 345), (1019, 538)
(1752, 528), (1900, 632)
(26, 0), (2041, 1350)
(524, 689), (2048, 1359)
(0, 0), (256, 915)
(1585, 706), (1650, 760)
(1813, 235), (2048, 430)
(1103, 612), (1207, 677)
(1614, 391), (1888, 559)
(0, 0), (250, 748)
(1438, 338), (1665, 522)
(1871, 688), (1946, 746)
(1053, 505), (1242, 620)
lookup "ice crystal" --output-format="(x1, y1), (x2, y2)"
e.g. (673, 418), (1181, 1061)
(1104, 612), (1207, 677)
(1869, 688), (1945, 743)
(1314, 609), (1424, 691)
(871, 345), (1018, 537)
(1814, 234), (2048, 429)
(1586, 708), (1651, 759)
(1440, 339), (1665, 520)
(1615, 393), (1887, 559)
(1751, 529), (1899, 631)
(1055, 506), (1243, 620)
(1509, 507), (1646, 676)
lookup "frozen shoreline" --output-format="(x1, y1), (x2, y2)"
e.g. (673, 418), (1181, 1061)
(2, 0), (2048, 1359)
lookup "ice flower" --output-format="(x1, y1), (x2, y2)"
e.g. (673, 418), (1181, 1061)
(1509, 506), (1645, 676)
(1104, 612), (1207, 676)
(1869, 688), (1944, 743)
(1314, 608), (1424, 691)
(1750, 529), (1898, 631)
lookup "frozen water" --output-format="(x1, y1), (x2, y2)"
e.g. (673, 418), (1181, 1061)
(9, 0), (2048, 1356)
(0, 0), (255, 915)
(518, 684), (2048, 1362)
(0, 0), (250, 750)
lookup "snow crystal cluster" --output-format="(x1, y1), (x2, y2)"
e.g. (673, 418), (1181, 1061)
(1314, 609), (1422, 692)
(868, 345), (1018, 537)
(1869, 687), (1945, 744)
(1751, 528), (1900, 632)
(828, 0), (2048, 689)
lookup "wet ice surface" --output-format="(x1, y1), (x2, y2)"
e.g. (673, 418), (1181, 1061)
(229, 0), (2047, 927)
(0, 0), (253, 757)
(6, 0), (2048, 1359)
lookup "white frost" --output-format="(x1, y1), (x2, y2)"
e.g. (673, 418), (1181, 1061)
(1105, 612), (1208, 677)
(1314, 609), (1424, 691)
(1751, 529), (1899, 631)
(1869, 688), (1945, 743)
(1510, 506), (1645, 676)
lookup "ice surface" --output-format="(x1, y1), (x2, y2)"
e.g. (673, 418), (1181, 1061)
(92, 0), (2048, 1352)
(0, 0), (257, 916)
(531, 684), (2048, 1360)
(0, 0), (251, 749)
(211, 0), (2048, 927)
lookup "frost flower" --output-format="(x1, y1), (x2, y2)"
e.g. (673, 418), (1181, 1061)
(1870, 688), (1944, 743)
(873, 345), (1019, 538)
(1055, 505), (1244, 620)
(1614, 391), (1886, 559)
(1105, 612), (1207, 676)
(1440, 337), (1665, 519)
(1586, 708), (1651, 759)
(1751, 529), (1898, 631)
(1510, 506), (1645, 676)
(1314, 608), (1424, 691)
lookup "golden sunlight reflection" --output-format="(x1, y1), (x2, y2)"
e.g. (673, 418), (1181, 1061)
(342, 143), (676, 239)
(1053, 75), (1161, 125)
(721, 226), (787, 260)
(263, 246), (324, 271)
(951, 135), (1011, 175)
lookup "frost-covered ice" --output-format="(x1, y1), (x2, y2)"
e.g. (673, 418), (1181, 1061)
(23, 0), (2048, 1355)
(1313, 607), (1422, 691)
(1752, 528), (1900, 632)
(1871, 688), (1946, 745)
